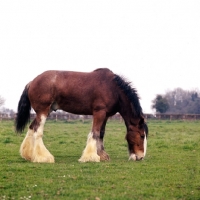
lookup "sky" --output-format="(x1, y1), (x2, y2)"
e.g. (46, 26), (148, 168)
(0, 1), (200, 113)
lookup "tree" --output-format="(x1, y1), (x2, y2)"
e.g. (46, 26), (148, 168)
(0, 96), (5, 107)
(154, 88), (200, 114)
(152, 95), (169, 113)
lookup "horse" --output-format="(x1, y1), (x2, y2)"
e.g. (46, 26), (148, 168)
(15, 68), (148, 163)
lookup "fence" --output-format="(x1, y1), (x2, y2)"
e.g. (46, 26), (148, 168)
(1, 112), (200, 121)
(146, 113), (200, 121)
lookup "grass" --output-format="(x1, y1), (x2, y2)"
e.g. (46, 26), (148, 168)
(0, 119), (200, 200)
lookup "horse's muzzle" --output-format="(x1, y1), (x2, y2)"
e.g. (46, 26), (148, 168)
(129, 154), (144, 161)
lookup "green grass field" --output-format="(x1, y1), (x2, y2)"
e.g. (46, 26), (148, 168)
(0, 119), (200, 200)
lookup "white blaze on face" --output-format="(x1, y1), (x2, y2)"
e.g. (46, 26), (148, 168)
(143, 131), (147, 157)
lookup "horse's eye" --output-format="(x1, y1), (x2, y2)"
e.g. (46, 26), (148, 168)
(140, 135), (145, 139)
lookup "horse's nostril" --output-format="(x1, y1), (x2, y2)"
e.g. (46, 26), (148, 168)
(136, 156), (143, 161)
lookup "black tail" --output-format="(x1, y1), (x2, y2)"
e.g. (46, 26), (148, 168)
(15, 85), (31, 133)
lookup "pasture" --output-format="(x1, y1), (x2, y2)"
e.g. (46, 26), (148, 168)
(0, 119), (200, 200)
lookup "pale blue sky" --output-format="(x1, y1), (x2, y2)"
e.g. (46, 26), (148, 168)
(0, 1), (200, 113)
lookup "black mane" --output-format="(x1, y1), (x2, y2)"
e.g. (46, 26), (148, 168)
(114, 74), (143, 117)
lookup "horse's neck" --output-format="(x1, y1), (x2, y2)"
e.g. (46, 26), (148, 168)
(118, 98), (132, 126)
(118, 95), (141, 128)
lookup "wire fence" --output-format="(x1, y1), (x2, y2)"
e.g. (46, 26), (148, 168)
(1, 112), (200, 121)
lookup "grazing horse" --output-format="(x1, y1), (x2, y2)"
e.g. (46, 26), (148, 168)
(15, 68), (148, 163)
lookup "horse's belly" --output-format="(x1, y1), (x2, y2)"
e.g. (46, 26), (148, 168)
(58, 101), (92, 115)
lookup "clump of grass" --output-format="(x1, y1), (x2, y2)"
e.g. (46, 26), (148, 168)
(3, 137), (12, 144)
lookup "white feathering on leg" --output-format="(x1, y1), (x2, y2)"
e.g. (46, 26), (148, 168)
(20, 129), (34, 161)
(30, 115), (54, 163)
(79, 132), (100, 162)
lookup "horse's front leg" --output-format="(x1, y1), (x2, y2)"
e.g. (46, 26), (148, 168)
(97, 118), (110, 161)
(79, 111), (109, 162)
(78, 131), (100, 162)
(94, 136), (110, 161)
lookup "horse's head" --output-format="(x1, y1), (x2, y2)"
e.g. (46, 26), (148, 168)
(126, 117), (148, 161)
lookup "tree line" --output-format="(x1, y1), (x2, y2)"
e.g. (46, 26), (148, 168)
(152, 88), (200, 114)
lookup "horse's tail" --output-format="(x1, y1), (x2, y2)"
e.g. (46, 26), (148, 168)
(15, 84), (31, 133)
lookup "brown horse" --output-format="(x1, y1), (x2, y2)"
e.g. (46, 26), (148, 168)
(15, 68), (148, 163)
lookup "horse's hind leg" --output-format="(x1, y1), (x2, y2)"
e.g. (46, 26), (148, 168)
(20, 129), (34, 161)
(31, 115), (54, 163)
(20, 114), (54, 163)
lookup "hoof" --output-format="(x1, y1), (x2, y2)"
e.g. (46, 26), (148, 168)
(31, 145), (55, 163)
(20, 153), (32, 161)
(32, 154), (55, 163)
(99, 150), (110, 161)
(78, 154), (100, 163)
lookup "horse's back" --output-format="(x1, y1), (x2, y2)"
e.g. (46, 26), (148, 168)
(28, 68), (118, 115)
